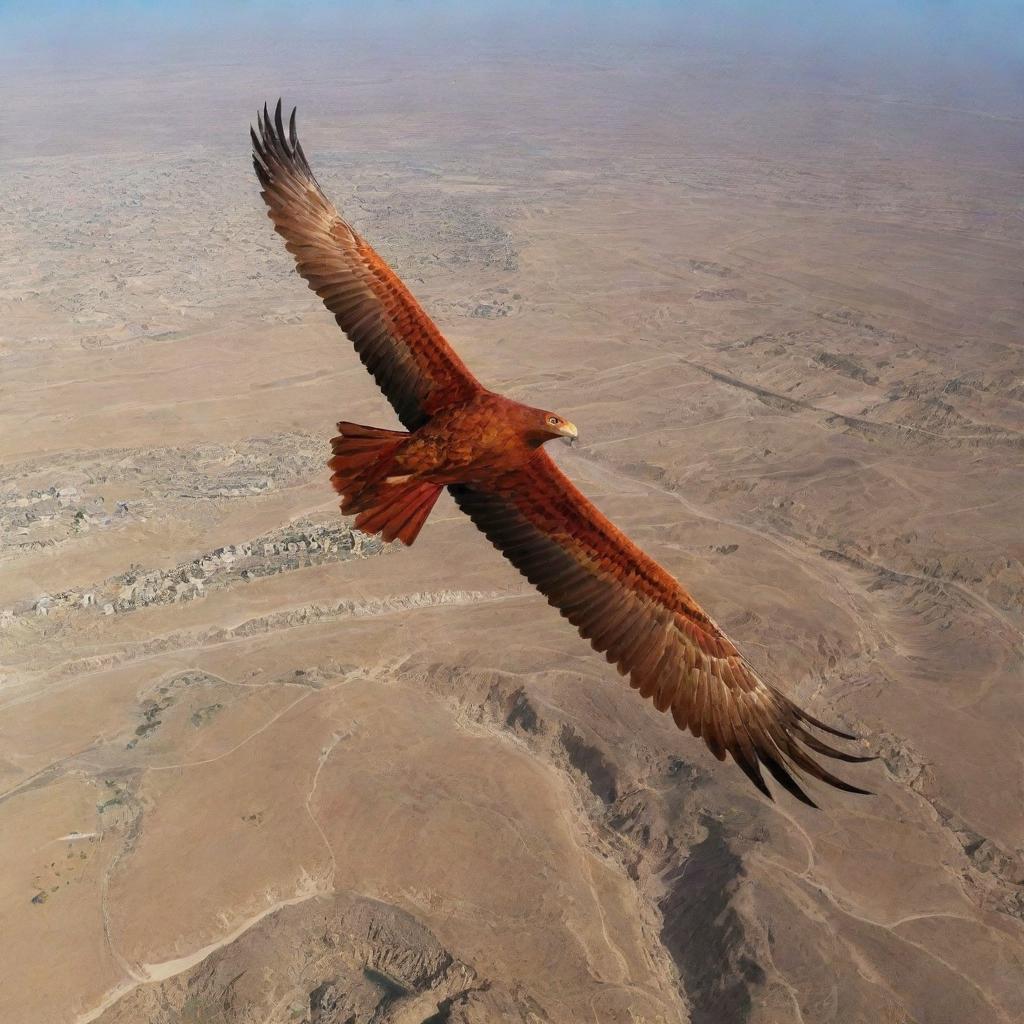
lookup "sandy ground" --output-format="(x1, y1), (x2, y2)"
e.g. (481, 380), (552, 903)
(1, 30), (1023, 1024)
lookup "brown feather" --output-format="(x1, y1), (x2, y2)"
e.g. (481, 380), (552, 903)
(252, 101), (481, 429)
(449, 452), (871, 804)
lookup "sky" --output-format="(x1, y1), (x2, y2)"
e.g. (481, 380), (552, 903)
(4, 1), (1024, 71)
(1, 0), (1023, 148)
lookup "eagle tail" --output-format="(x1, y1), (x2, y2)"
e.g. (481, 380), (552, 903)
(329, 422), (441, 546)
(353, 478), (443, 545)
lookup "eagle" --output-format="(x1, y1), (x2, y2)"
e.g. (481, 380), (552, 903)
(251, 101), (871, 806)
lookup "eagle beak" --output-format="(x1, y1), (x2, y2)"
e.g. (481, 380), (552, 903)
(559, 421), (579, 448)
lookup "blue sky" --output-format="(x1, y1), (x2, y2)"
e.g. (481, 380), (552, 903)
(4, 1), (1024, 55)
(3, 0), (1023, 106)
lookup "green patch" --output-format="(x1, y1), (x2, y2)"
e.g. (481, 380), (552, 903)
(127, 693), (175, 747)
(190, 703), (224, 727)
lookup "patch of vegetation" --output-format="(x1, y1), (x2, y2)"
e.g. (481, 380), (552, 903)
(190, 702), (224, 727)
(126, 694), (174, 748)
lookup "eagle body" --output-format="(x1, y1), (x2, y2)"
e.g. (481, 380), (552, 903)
(387, 392), (560, 484)
(252, 101), (873, 806)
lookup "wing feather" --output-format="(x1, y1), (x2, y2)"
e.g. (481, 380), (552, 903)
(451, 452), (872, 806)
(252, 100), (481, 429)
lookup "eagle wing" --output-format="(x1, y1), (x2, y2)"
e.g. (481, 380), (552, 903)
(252, 101), (482, 430)
(451, 452), (871, 805)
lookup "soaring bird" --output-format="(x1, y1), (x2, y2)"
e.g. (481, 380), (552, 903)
(251, 101), (871, 806)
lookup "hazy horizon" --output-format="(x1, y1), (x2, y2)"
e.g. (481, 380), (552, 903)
(5, 1), (1024, 82)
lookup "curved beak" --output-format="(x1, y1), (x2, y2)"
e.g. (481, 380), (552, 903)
(558, 421), (579, 447)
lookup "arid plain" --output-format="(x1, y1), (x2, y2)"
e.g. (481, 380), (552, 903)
(1, 29), (1023, 1024)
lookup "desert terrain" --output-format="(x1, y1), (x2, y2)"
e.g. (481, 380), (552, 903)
(1, 13), (1023, 1024)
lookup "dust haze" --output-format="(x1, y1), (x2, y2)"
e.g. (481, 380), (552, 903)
(2, 2), (1023, 1022)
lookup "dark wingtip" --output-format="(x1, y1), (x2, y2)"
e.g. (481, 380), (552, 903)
(746, 696), (877, 806)
(759, 749), (819, 808)
(830, 779), (874, 797)
(795, 726), (876, 764)
(733, 751), (773, 801)
(800, 709), (858, 741)
(251, 98), (316, 187)
(274, 98), (288, 153)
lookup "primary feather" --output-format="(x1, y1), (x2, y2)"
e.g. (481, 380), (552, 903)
(252, 101), (480, 429)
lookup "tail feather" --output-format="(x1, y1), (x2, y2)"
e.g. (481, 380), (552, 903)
(329, 421), (407, 498)
(354, 479), (441, 545)
(334, 421), (408, 440)
(329, 420), (441, 546)
(391, 486), (442, 545)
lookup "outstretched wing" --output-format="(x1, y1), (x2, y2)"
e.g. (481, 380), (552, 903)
(451, 453), (872, 806)
(252, 100), (482, 430)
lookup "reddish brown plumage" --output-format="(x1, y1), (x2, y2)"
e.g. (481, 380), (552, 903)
(253, 101), (873, 806)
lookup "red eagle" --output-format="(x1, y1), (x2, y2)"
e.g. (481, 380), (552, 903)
(252, 102), (871, 806)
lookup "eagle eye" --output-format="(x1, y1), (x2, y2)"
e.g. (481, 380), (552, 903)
(547, 416), (559, 426)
